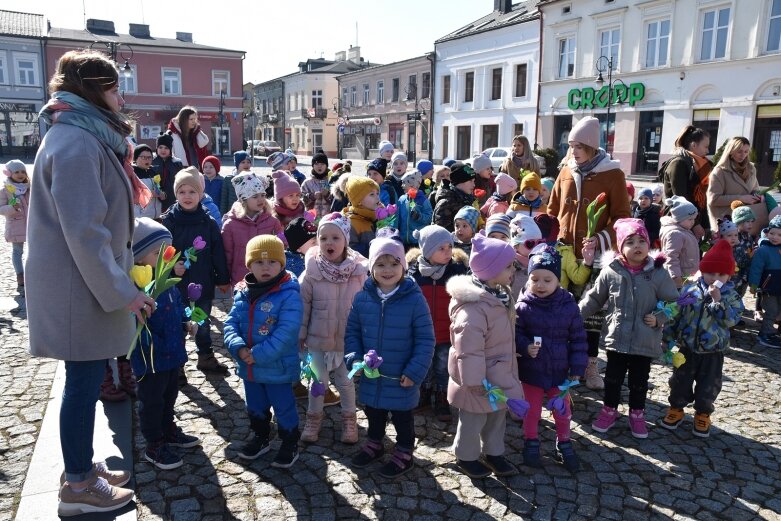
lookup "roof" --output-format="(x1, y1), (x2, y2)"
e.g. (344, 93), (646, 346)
(435, 0), (539, 44)
(336, 54), (430, 79)
(0, 9), (44, 37)
(47, 26), (245, 54)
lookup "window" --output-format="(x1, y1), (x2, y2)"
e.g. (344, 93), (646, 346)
(491, 68), (502, 100)
(421, 72), (431, 99)
(350, 86), (357, 107)
(700, 7), (730, 60)
(408, 74), (417, 93)
(0, 52), (6, 84)
(14, 53), (38, 86)
(558, 37), (576, 78)
(770, 0), (781, 51)
(599, 28), (620, 67)
(442, 126), (449, 159)
(342, 88), (349, 108)
(482, 125), (499, 150)
(513, 123), (524, 137)
(119, 65), (137, 94)
(645, 19), (670, 67)
(514, 64), (528, 97)
(464, 71), (474, 102)
(312, 90), (323, 108)
(212, 70), (229, 96)
(363, 84), (370, 105)
(162, 68), (181, 95)
(456, 125), (472, 159)
(377, 80), (384, 104)
(693, 109), (720, 155)
(392, 78), (400, 102)
(443, 75), (451, 104)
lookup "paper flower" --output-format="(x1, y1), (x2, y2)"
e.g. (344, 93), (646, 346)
(193, 236), (206, 250)
(474, 188), (486, 199)
(187, 283), (202, 301)
(585, 192), (608, 238)
(407, 189), (418, 211)
(375, 204), (398, 230)
(507, 398), (530, 418)
(663, 344), (687, 368)
(310, 381), (326, 398)
(129, 265), (153, 289)
(182, 236), (206, 269)
(657, 290), (698, 320)
(5, 184), (18, 206)
(152, 175), (162, 194)
(347, 349), (384, 378)
(545, 378), (578, 415)
(481, 379), (530, 418)
(672, 351), (686, 368)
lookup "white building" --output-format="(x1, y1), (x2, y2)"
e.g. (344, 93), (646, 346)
(433, 0), (541, 162)
(538, 0), (781, 184)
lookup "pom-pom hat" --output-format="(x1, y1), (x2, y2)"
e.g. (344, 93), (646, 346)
(469, 234), (515, 281)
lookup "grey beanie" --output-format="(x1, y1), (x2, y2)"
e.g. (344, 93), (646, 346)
(665, 195), (698, 223)
(413, 224), (454, 260)
(133, 217), (172, 262)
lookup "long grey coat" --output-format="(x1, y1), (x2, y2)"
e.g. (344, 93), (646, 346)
(26, 124), (138, 361)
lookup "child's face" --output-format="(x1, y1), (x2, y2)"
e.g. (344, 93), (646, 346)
(176, 185), (200, 211)
(9, 169), (28, 183)
(281, 192), (302, 210)
(512, 140), (524, 157)
(485, 261), (515, 288)
(478, 168), (492, 179)
(679, 216), (697, 230)
(360, 190), (380, 210)
(767, 227), (781, 245)
(392, 158), (407, 176)
(652, 192), (662, 204)
(368, 170), (385, 186)
(621, 234), (649, 267)
(638, 196), (651, 209)
(528, 268), (558, 298)
(540, 186), (550, 203)
(156, 145), (170, 159)
(250, 259), (283, 281)
(381, 149), (393, 161)
(455, 179), (475, 194)
(244, 193), (266, 214)
(438, 168), (451, 182)
(722, 229), (739, 246)
(737, 220), (754, 234)
(522, 187), (539, 201)
(487, 231), (509, 242)
(297, 237), (317, 255)
(312, 162), (327, 175)
(288, 159), (298, 171)
(702, 272), (731, 286)
(239, 159), (252, 171)
(202, 162), (217, 179)
(318, 225), (347, 263)
(454, 219), (474, 243)
(428, 242), (453, 265)
(372, 254), (403, 292)
(136, 249), (159, 267)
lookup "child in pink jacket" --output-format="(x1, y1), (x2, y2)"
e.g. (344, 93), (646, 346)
(480, 173), (517, 218)
(1, 160), (29, 290)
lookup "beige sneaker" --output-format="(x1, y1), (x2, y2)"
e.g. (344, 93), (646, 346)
(60, 461), (131, 487)
(301, 412), (324, 443)
(340, 412), (359, 444)
(584, 357), (605, 390)
(58, 475), (134, 517)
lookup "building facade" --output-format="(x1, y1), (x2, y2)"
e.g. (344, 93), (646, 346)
(538, 0), (781, 183)
(254, 78), (286, 147)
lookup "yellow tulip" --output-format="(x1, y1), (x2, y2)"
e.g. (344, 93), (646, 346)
(5, 184), (15, 195)
(130, 265), (153, 289)
(672, 352), (686, 369)
(153, 175), (161, 184)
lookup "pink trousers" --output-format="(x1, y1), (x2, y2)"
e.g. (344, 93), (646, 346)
(521, 382), (571, 441)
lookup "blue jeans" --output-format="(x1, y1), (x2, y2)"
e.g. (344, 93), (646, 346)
(423, 343), (450, 391)
(60, 359), (107, 482)
(12, 242), (24, 274)
(194, 298), (213, 354)
(244, 381), (298, 431)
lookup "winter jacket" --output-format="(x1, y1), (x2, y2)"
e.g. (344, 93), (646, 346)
(301, 177), (333, 219)
(433, 181), (478, 232)
(162, 203), (230, 300)
(300, 250), (369, 352)
(474, 175), (496, 205)
(273, 201), (305, 229)
(167, 120), (209, 168)
(557, 243), (593, 291)
(204, 175), (224, 205)
(660, 216), (700, 280)
(407, 248), (470, 345)
(453, 236), (472, 257)
(224, 273), (303, 384)
(152, 155), (183, 213)
(219, 171), (238, 216)
(132, 164), (162, 219)
(516, 287), (588, 389)
(733, 232), (755, 285)
(579, 253), (679, 359)
(663, 277), (743, 354)
(345, 276), (435, 411)
(633, 203), (662, 247)
(508, 193), (547, 218)
(748, 238), (781, 294)
(291, 168), (307, 185)
(397, 191), (434, 246)
(446, 275), (524, 414)
(661, 150), (711, 230)
(130, 286), (188, 378)
(707, 161), (767, 231)
(547, 155), (630, 257)
(345, 205), (377, 258)
(481, 194), (510, 218)
(201, 194), (222, 228)
(221, 202), (284, 286)
(380, 174), (404, 206)
(285, 250), (306, 278)
(0, 182), (28, 242)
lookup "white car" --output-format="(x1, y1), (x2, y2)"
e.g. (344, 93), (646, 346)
(463, 147), (546, 176)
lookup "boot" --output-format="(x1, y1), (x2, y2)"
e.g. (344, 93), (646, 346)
(300, 412), (324, 443)
(378, 445), (414, 478)
(433, 390), (452, 422)
(238, 414), (271, 460)
(16, 272), (24, 288)
(197, 352), (229, 375)
(99, 364), (128, 402)
(340, 411), (359, 444)
(272, 427), (300, 468)
(584, 357), (604, 390)
(293, 381), (309, 400)
(117, 359), (137, 397)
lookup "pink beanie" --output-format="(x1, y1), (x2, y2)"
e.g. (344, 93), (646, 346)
(469, 234), (516, 281)
(494, 173), (517, 196)
(369, 237), (407, 271)
(272, 170), (301, 201)
(568, 116), (601, 150)
(614, 218), (650, 250)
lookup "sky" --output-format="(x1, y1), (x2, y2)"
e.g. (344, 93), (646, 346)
(7, 0), (493, 84)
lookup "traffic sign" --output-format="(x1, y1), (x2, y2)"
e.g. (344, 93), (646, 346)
(338, 125), (345, 134)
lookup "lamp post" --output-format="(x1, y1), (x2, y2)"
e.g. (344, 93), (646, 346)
(332, 96), (345, 160)
(403, 84), (430, 164)
(594, 55), (627, 158)
(218, 90), (226, 156)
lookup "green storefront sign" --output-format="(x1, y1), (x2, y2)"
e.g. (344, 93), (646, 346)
(567, 83), (645, 110)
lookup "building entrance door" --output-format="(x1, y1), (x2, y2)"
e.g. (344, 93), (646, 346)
(214, 127), (230, 156)
(636, 111), (664, 173)
(312, 130), (323, 155)
(754, 115), (781, 186)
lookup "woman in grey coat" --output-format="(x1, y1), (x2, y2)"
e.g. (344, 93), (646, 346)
(26, 50), (156, 517)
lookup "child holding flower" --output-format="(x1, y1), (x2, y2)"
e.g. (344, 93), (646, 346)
(396, 170), (433, 248)
(1, 159), (29, 290)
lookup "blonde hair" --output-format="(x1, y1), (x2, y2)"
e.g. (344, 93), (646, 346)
(512, 135), (540, 173)
(715, 136), (753, 169)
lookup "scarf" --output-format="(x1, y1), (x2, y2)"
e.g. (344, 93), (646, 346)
(246, 270), (289, 302)
(574, 149), (607, 177)
(512, 155), (524, 168)
(274, 201), (304, 218)
(471, 275), (511, 309)
(5, 180), (29, 197)
(730, 158), (750, 181)
(316, 249), (358, 283)
(687, 150), (712, 210)
(417, 255), (448, 280)
(40, 91), (151, 207)
(514, 194), (542, 209)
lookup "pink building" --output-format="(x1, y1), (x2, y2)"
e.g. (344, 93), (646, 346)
(45, 19), (245, 157)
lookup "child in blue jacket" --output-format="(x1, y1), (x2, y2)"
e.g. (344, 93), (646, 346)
(397, 170), (433, 248)
(345, 237), (434, 478)
(224, 235), (303, 468)
(748, 215), (781, 347)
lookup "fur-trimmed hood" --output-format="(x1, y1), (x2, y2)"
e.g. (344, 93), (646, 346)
(405, 246), (469, 266)
(331, 172), (358, 200)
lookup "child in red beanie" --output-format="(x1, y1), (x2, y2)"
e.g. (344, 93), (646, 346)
(202, 156), (223, 205)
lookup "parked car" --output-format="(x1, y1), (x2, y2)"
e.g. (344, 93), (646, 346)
(462, 147), (546, 176)
(255, 140), (281, 156)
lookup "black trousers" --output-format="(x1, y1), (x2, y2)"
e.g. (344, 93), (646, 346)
(194, 297), (213, 354)
(668, 351), (724, 414)
(603, 351), (652, 410)
(137, 368), (179, 444)
(364, 406), (415, 450)
(586, 331), (600, 358)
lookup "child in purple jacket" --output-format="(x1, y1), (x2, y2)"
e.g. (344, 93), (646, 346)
(515, 245), (588, 471)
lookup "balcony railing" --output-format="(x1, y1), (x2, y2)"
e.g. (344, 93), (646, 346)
(301, 107), (328, 119)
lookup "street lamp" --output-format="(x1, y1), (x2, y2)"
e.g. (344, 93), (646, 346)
(594, 55), (627, 157)
(403, 84), (430, 164)
(332, 96), (348, 160)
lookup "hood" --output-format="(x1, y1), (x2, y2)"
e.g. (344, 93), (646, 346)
(446, 274), (508, 309)
(167, 119), (182, 135)
(660, 215), (681, 229)
(331, 172), (356, 199)
(164, 202), (210, 224)
(520, 286), (572, 309)
(406, 247), (469, 267)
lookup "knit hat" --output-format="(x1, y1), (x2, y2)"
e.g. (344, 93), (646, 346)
(233, 150), (250, 169)
(332, 162), (344, 172)
(245, 235), (286, 268)
(638, 187), (653, 200)
(416, 160), (433, 176)
(173, 167), (204, 196)
(699, 239), (735, 275)
(541, 177), (554, 193)
(485, 213), (512, 238)
(132, 217), (172, 262)
(717, 218), (737, 236)
(312, 152), (329, 166)
(391, 151), (408, 166)
(414, 225), (453, 260)
(443, 158), (457, 168)
(469, 234), (516, 281)
(401, 170), (422, 190)
(472, 154), (492, 173)
(267, 151), (290, 170)
(378, 140), (394, 156)
(369, 237), (407, 271)
(533, 214), (560, 244)
(318, 212), (351, 242)
(346, 176), (379, 206)
(272, 170), (301, 201)
(449, 162), (476, 186)
(231, 172), (268, 201)
(202, 155), (221, 173)
(568, 116), (601, 149)
(769, 215), (781, 230)
(731, 204), (756, 224)
(626, 181), (635, 199)
(510, 214), (542, 246)
(665, 195), (698, 223)
(653, 184), (663, 197)
(366, 158), (387, 176)
(614, 217), (650, 250)
(528, 244), (562, 280)
(520, 172), (542, 193)
(284, 217), (317, 252)
(494, 173), (517, 196)
(156, 133), (173, 150)
(133, 144), (152, 161)
(454, 206), (479, 233)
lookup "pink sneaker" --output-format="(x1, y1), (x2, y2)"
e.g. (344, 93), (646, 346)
(629, 409), (648, 438)
(592, 406), (620, 433)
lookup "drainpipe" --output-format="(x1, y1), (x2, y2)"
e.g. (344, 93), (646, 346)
(281, 80), (286, 150)
(426, 51), (435, 162)
(534, 10), (543, 151)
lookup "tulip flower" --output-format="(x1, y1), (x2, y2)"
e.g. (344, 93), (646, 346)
(162, 246), (177, 262)
(130, 265), (153, 289)
(482, 379), (529, 418)
(193, 236), (206, 250)
(507, 398), (530, 419)
(187, 283), (203, 301)
(153, 174), (161, 184)
(347, 349), (384, 378)
(310, 381), (326, 398)
(408, 188), (418, 200)
(474, 188), (486, 199)
(672, 351), (686, 368)
(546, 396), (568, 416)
(364, 350), (383, 369)
(5, 184), (18, 206)
(585, 192), (608, 238)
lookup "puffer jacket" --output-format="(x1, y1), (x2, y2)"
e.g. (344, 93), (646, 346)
(516, 287), (588, 389)
(446, 275), (524, 414)
(380, 174), (404, 206)
(480, 194), (510, 218)
(224, 272), (303, 384)
(345, 276), (435, 411)
(557, 243), (593, 291)
(507, 193), (547, 218)
(407, 248), (469, 344)
(301, 176), (333, 219)
(345, 205), (377, 258)
(748, 237), (781, 294)
(397, 190), (434, 246)
(130, 286), (188, 378)
(221, 201), (284, 286)
(579, 252), (679, 358)
(299, 250), (369, 352)
(0, 183), (29, 242)
(660, 216), (700, 280)
(433, 181), (477, 232)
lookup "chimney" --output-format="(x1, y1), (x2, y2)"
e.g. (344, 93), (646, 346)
(347, 46), (361, 64)
(129, 23), (150, 38)
(86, 19), (116, 34)
(335, 50), (347, 61)
(176, 32), (193, 42)
(494, 0), (513, 14)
